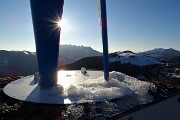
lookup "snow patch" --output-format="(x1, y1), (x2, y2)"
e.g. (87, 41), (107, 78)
(172, 74), (180, 78)
(23, 51), (29, 55)
(109, 52), (162, 66)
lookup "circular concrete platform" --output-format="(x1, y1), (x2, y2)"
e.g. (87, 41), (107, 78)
(3, 70), (104, 104)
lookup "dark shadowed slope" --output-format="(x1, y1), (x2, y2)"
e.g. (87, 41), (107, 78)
(0, 50), (38, 77)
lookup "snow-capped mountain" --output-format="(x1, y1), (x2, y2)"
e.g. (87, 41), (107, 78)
(140, 48), (180, 59)
(109, 51), (162, 66)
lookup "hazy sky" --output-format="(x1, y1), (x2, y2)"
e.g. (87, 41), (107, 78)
(0, 0), (179, 53)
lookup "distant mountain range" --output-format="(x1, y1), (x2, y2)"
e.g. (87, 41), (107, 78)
(0, 45), (102, 77)
(58, 45), (102, 66)
(0, 47), (179, 77)
(140, 48), (180, 60)
(108, 48), (180, 66)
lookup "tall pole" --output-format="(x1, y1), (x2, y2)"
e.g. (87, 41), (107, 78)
(30, 0), (64, 87)
(98, 0), (109, 80)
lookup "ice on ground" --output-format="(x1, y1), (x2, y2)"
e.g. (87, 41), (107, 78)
(63, 71), (156, 103)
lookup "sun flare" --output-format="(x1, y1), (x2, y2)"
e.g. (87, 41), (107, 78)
(57, 19), (68, 30)
(57, 20), (63, 27)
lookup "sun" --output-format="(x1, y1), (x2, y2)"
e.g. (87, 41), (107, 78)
(53, 18), (71, 32)
(57, 19), (67, 29)
(58, 20), (63, 27)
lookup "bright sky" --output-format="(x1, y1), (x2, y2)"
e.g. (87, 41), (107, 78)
(0, 0), (179, 53)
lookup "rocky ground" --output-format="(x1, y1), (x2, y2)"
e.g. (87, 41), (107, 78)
(0, 76), (180, 120)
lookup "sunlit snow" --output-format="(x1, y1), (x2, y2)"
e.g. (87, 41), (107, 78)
(109, 52), (162, 66)
(61, 71), (156, 103)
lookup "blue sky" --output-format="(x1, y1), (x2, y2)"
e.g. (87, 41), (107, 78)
(0, 0), (179, 53)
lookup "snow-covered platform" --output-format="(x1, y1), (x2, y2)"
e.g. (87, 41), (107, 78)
(3, 70), (156, 104)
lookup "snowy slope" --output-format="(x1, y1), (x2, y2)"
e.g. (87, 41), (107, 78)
(109, 51), (162, 66)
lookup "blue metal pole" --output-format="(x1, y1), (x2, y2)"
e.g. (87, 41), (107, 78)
(98, 0), (109, 80)
(30, 0), (64, 87)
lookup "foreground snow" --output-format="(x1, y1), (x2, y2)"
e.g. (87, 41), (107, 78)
(63, 71), (156, 103)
